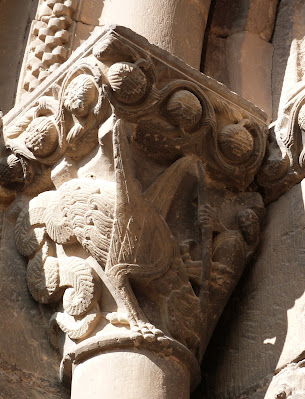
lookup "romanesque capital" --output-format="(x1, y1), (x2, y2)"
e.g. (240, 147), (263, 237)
(1, 26), (269, 398)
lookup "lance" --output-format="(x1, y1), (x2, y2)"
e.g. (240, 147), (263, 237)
(197, 161), (213, 333)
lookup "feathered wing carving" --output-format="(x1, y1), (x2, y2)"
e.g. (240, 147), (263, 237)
(96, 118), (174, 335)
(44, 178), (115, 266)
(13, 116), (206, 355)
(15, 191), (52, 257)
(15, 178), (115, 341)
(50, 305), (100, 348)
(99, 118), (203, 349)
(15, 191), (63, 304)
(106, 119), (174, 277)
(27, 239), (61, 304)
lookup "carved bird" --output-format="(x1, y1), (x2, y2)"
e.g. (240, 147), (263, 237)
(20, 117), (198, 340)
(102, 118), (178, 337)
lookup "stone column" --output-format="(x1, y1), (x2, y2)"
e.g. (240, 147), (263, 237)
(71, 348), (192, 399)
(0, 0), (37, 114)
(99, 0), (211, 69)
(272, 0), (305, 122)
(203, 0), (278, 122)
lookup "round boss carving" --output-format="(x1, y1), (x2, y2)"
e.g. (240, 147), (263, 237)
(107, 62), (147, 104)
(25, 116), (58, 158)
(166, 90), (202, 130)
(63, 74), (98, 117)
(218, 122), (254, 163)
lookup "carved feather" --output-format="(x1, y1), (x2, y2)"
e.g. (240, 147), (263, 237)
(27, 240), (60, 304)
(144, 156), (197, 219)
(106, 119), (174, 279)
(59, 256), (96, 316)
(15, 191), (53, 257)
(49, 305), (100, 347)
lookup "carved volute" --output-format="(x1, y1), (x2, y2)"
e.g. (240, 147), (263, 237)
(1, 26), (272, 398)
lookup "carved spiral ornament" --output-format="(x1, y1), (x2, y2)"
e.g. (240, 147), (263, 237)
(24, 116), (59, 157)
(208, 118), (266, 187)
(108, 62), (147, 104)
(63, 74), (98, 117)
(59, 256), (96, 316)
(218, 121), (254, 163)
(166, 90), (202, 130)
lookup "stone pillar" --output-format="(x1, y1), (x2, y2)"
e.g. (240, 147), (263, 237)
(272, 0), (305, 121)
(203, 0), (278, 121)
(71, 349), (191, 399)
(99, 0), (211, 69)
(0, 0), (37, 114)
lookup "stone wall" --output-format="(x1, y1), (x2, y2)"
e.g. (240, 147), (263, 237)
(0, 0), (38, 114)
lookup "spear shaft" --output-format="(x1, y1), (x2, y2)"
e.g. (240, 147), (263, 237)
(197, 162), (213, 324)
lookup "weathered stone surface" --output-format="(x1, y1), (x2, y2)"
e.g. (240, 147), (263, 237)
(99, 0), (211, 69)
(199, 178), (305, 398)
(74, 0), (105, 26)
(265, 360), (305, 399)
(272, 0), (305, 121)
(0, 0), (37, 114)
(0, 359), (68, 399)
(71, 23), (101, 51)
(211, 0), (278, 41)
(210, 0), (250, 38)
(226, 31), (273, 119)
(203, 2), (277, 121)
(203, 34), (229, 88)
(0, 210), (69, 399)
(246, 0), (279, 41)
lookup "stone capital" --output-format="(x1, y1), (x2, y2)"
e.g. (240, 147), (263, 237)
(1, 26), (270, 398)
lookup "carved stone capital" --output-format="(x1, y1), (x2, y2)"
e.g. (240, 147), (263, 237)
(1, 26), (269, 397)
